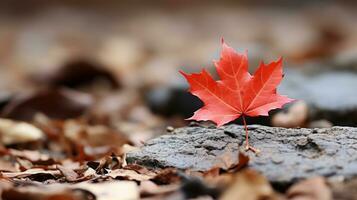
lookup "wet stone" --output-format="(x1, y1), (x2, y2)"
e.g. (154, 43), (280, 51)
(126, 124), (357, 183)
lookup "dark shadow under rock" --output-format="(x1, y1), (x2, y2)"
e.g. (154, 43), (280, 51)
(126, 124), (357, 184)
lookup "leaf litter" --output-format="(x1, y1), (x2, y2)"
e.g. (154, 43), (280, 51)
(0, 41), (336, 200)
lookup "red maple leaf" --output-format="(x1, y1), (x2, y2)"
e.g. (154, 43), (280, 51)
(180, 40), (294, 153)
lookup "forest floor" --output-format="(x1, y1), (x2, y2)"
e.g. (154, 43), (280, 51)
(0, 1), (357, 200)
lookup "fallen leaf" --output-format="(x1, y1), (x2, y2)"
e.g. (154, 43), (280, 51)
(57, 165), (79, 182)
(1, 184), (86, 200)
(181, 40), (294, 127)
(140, 180), (179, 197)
(291, 24), (344, 60)
(64, 120), (129, 148)
(0, 179), (13, 199)
(16, 158), (33, 171)
(1, 88), (93, 121)
(32, 59), (120, 90)
(0, 118), (44, 145)
(286, 177), (332, 200)
(151, 168), (181, 185)
(330, 178), (357, 200)
(108, 168), (155, 181)
(0, 159), (19, 172)
(272, 101), (308, 128)
(308, 120), (333, 128)
(74, 181), (139, 200)
(216, 151), (249, 171)
(2, 168), (61, 181)
(82, 167), (97, 179)
(219, 169), (279, 200)
(199, 152), (249, 191)
(231, 152), (250, 172)
(9, 149), (51, 163)
(124, 164), (154, 175)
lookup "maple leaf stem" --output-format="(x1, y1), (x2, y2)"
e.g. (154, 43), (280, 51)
(242, 115), (249, 147)
(242, 115), (260, 154)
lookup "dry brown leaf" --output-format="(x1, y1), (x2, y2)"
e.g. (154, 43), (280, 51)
(74, 181), (139, 200)
(124, 164), (155, 175)
(16, 158), (33, 170)
(214, 150), (249, 171)
(219, 169), (279, 200)
(185, 152), (249, 190)
(200, 170), (233, 190)
(228, 152), (249, 172)
(272, 101), (308, 128)
(57, 165), (79, 182)
(81, 167), (97, 180)
(0, 159), (19, 172)
(330, 178), (357, 200)
(0, 179), (13, 194)
(140, 180), (179, 197)
(216, 151), (237, 170)
(151, 168), (181, 185)
(0, 118), (44, 145)
(1, 88), (93, 121)
(32, 59), (120, 90)
(286, 177), (332, 200)
(9, 149), (52, 162)
(1, 184), (84, 200)
(64, 120), (129, 148)
(2, 168), (61, 180)
(108, 168), (155, 181)
(2, 181), (138, 200)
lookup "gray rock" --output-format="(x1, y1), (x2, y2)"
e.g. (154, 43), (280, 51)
(126, 124), (357, 183)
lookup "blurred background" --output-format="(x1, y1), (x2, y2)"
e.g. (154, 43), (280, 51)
(0, 0), (357, 142)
